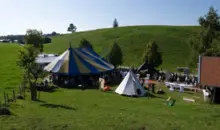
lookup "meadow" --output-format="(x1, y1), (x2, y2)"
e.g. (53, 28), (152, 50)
(1, 26), (220, 130)
(1, 86), (220, 130)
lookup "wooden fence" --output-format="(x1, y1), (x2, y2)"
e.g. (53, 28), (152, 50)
(0, 85), (26, 107)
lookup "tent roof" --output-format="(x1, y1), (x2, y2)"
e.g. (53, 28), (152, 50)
(137, 61), (151, 72)
(115, 70), (146, 96)
(44, 47), (114, 76)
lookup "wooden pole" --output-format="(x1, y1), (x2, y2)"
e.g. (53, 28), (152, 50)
(13, 90), (16, 102)
(7, 93), (9, 103)
(4, 91), (7, 105)
(38, 90), (40, 100)
(19, 86), (22, 96)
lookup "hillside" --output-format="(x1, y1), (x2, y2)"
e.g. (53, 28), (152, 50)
(0, 25), (200, 90)
(44, 26), (200, 71)
(0, 44), (21, 91)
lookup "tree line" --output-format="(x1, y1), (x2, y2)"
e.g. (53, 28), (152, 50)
(0, 32), (60, 44)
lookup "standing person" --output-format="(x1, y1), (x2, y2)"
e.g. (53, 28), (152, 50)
(177, 76), (180, 83)
(140, 78), (144, 87)
(158, 75), (162, 82)
(79, 76), (85, 90)
(185, 76), (188, 84)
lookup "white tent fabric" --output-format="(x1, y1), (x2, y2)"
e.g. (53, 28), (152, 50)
(115, 71), (146, 96)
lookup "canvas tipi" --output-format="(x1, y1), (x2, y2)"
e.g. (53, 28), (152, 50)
(115, 70), (146, 96)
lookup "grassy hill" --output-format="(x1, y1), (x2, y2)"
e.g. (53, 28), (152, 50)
(1, 26), (220, 130)
(0, 44), (21, 91)
(45, 25), (200, 71)
(0, 25), (200, 89)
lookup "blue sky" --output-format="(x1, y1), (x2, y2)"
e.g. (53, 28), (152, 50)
(0, 0), (219, 35)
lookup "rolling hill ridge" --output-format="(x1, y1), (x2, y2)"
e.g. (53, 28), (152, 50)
(44, 25), (200, 70)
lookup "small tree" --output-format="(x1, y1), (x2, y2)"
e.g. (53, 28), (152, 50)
(79, 38), (93, 49)
(113, 18), (119, 28)
(51, 31), (57, 36)
(142, 40), (162, 68)
(44, 37), (52, 44)
(67, 23), (77, 33)
(25, 29), (44, 52)
(17, 29), (45, 101)
(106, 42), (123, 68)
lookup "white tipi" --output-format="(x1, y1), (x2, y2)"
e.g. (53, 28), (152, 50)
(115, 70), (146, 96)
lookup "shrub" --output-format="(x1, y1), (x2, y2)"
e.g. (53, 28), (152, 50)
(0, 107), (11, 115)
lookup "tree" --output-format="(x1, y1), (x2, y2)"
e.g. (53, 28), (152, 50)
(25, 29), (44, 52)
(17, 29), (45, 101)
(113, 18), (119, 28)
(189, 6), (220, 67)
(106, 42), (123, 68)
(44, 37), (52, 44)
(67, 23), (77, 33)
(142, 40), (162, 68)
(51, 31), (57, 36)
(79, 38), (93, 49)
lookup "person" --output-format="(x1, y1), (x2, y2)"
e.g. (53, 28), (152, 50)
(89, 76), (93, 86)
(177, 76), (180, 83)
(158, 76), (162, 82)
(71, 78), (75, 87)
(179, 85), (184, 93)
(157, 88), (165, 94)
(140, 78), (144, 87)
(48, 75), (52, 82)
(44, 79), (48, 87)
(185, 76), (188, 84)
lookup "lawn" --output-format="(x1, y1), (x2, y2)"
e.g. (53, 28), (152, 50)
(1, 85), (220, 130)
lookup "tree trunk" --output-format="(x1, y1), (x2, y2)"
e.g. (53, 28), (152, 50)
(27, 70), (37, 101)
(30, 83), (37, 100)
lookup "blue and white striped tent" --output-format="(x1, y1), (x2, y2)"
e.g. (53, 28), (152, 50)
(44, 47), (114, 76)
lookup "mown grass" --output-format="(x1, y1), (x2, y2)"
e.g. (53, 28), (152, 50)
(1, 86), (220, 130)
(44, 25), (200, 71)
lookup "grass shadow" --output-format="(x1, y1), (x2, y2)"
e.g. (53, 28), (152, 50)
(35, 99), (47, 103)
(145, 93), (166, 99)
(40, 103), (76, 110)
(57, 84), (99, 90)
(184, 91), (195, 95)
(37, 85), (58, 93)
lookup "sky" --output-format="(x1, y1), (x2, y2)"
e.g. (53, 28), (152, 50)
(0, 0), (219, 35)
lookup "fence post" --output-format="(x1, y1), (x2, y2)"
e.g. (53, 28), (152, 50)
(13, 90), (16, 102)
(19, 86), (22, 96)
(23, 85), (26, 99)
(7, 93), (9, 103)
(38, 90), (40, 100)
(4, 91), (7, 105)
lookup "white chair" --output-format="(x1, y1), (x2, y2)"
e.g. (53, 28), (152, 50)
(179, 85), (184, 93)
(169, 85), (175, 91)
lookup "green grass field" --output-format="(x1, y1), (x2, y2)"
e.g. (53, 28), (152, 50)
(1, 86), (220, 130)
(2, 26), (220, 130)
(44, 25), (200, 71)
(0, 44), (21, 91)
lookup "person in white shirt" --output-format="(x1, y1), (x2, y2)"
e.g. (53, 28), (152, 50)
(177, 77), (180, 83)
(185, 76), (188, 84)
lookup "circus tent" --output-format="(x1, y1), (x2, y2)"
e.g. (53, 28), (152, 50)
(44, 47), (114, 76)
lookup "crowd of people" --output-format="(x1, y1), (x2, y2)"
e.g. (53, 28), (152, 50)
(166, 73), (198, 85)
